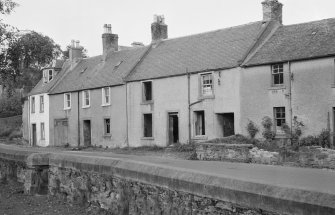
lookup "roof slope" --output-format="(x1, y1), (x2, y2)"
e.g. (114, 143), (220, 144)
(29, 60), (71, 96)
(245, 18), (335, 66)
(126, 21), (267, 81)
(49, 46), (149, 94)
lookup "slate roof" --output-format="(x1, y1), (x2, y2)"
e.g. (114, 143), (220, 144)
(29, 60), (71, 96)
(244, 18), (335, 66)
(49, 46), (149, 94)
(126, 21), (267, 81)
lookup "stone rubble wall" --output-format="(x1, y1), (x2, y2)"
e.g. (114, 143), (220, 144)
(196, 143), (253, 162)
(196, 143), (335, 169)
(48, 166), (277, 215)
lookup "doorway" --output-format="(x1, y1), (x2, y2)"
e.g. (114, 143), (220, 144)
(168, 113), (179, 144)
(32, 124), (36, 146)
(217, 113), (235, 137)
(54, 119), (68, 146)
(83, 120), (91, 147)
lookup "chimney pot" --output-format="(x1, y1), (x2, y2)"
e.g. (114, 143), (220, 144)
(102, 24), (118, 55)
(151, 14), (168, 42)
(69, 39), (83, 62)
(262, 0), (283, 24)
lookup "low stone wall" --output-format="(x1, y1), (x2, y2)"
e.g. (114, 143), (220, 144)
(1, 144), (335, 215)
(196, 143), (335, 169)
(298, 146), (335, 169)
(196, 143), (253, 162)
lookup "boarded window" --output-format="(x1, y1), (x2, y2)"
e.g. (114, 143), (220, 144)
(201, 73), (213, 96)
(41, 122), (45, 140)
(31, 97), (35, 113)
(104, 118), (111, 135)
(272, 64), (284, 86)
(143, 114), (153, 137)
(40, 96), (44, 113)
(142, 81), (152, 101)
(274, 107), (285, 127)
(195, 111), (205, 136)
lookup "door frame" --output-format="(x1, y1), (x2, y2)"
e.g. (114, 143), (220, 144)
(83, 119), (92, 147)
(54, 118), (69, 147)
(31, 123), (37, 146)
(167, 111), (180, 145)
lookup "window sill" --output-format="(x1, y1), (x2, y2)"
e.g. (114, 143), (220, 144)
(39, 111), (44, 113)
(101, 104), (111, 107)
(268, 85), (285, 90)
(64, 107), (71, 110)
(199, 95), (215, 100)
(192, 135), (208, 140)
(141, 101), (154, 105)
(103, 134), (112, 138)
(141, 137), (154, 140)
(82, 105), (90, 109)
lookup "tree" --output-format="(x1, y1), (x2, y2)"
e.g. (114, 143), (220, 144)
(0, 0), (18, 15)
(1, 31), (62, 91)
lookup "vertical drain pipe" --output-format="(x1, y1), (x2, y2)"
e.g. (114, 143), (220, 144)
(288, 61), (293, 138)
(187, 68), (191, 144)
(125, 82), (129, 147)
(77, 91), (80, 147)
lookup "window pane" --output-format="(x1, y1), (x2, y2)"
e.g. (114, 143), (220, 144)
(201, 74), (213, 96)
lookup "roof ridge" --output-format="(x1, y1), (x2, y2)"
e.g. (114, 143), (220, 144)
(241, 21), (281, 66)
(160, 21), (264, 43)
(284, 17), (335, 27)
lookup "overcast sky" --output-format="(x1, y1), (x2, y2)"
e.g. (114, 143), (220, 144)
(3, 0), (335, 56)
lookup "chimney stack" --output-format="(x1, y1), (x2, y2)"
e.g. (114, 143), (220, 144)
(262, 0), (283, 24)
(102, 24), (118, 55)
(69, 40), (83, 62)
(151, 15), (168, 42)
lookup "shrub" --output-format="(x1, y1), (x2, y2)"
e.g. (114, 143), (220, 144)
(299, 135), (319, 147)
(246, 120), (259, 139)
(261, 116), (275, 140)
(206, 134), (252, 144)
(318, 129), (331, 148)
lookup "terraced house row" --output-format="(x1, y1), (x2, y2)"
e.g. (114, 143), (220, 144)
(23, 0), (335, 147)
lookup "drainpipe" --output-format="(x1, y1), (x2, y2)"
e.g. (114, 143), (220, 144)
(187, 68), (191, 144)
(125, 82), (129, 147)
(28, 96), (31, 146)
(77, 91), (80, 147)
(288, 61), (293, 139)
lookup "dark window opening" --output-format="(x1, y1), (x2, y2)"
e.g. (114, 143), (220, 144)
(104, 118), (111, 135)
(195, 111), (205, 136)
(143, 81), (152, 101)
(143, 114), (153, 137)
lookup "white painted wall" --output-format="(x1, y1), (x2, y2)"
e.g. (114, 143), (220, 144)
(29, 93), (49, 146)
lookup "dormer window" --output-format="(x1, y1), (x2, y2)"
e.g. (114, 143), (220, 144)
(43, 69), (54, 83)
(48, 70), (53, 81)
